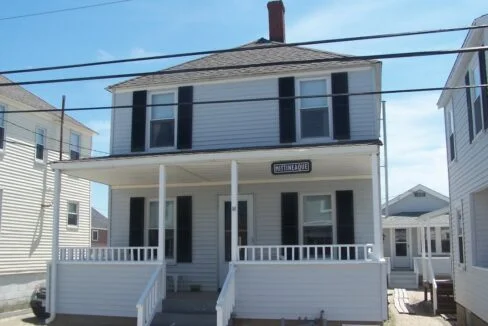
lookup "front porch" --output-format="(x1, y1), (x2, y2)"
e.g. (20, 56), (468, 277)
(47, 143), (387, 326)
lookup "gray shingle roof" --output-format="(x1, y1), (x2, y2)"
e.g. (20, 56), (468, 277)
(0, 75), (95, 133)
(109, 39), (378, 90)
(91, 208), (108, 229)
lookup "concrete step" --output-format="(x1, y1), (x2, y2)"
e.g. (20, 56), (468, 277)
(389, 272), (418, 289)
(151, 312), (216, 326)
(162, 292), (218, 315)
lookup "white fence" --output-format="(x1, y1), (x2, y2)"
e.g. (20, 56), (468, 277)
(237, 244), (374, 262)
(136, 264), (166, 326)
(216, 264), (236, 326)
(58, 247), (158, 262)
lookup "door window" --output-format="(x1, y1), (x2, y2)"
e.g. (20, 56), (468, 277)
(395, 228), (407, 256)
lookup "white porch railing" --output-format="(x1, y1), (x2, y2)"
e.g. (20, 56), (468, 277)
(136, 263), (166, 326)
(216, 264), (236, 326)
(58, 247), (158, 262)
(413, 257), (420, 287)
(237, 244), (374, 262)
(427, 259), (438, 314)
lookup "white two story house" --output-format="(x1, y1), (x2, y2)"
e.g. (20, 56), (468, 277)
(437, 14), (488, 326)
(46, 2), (387, 326)
(0, 75), (93, 314)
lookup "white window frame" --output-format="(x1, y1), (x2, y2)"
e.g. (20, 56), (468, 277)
(69, 131), (81, 160)
(456, 206), (466, 269)
(299, 193), (336, 245)
(92, 229), (99, 242)
(146, 91), (178, 151)
(67, 201), (79, 228)
(0, 104), (6, 152)
(417, 226), (451, 256)
(468, 57), (485, 139)
(446, 99), (456, 162)
(146, 198), (177, 263)
(295, 77), (333, 143)
(35, 126), (47, 163)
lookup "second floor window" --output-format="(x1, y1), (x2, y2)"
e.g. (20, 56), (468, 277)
(67, 202), (79, 227)
(447, 100), (456, 161)
(0, 105), (5, 150)
(150, 93), (176, 148)
(35, 128), (46, 161)
(469, 63), (484, 137)
(298, 79), (330, 139)
(70, 132), (80, 160)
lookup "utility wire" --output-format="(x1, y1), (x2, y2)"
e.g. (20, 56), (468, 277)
(2, 118), (109, 155)
(1, 24), (487, 75)
(0, 83), (485, 114)
(1, 45), (487, 87)
(2, 139), (74, 161)
(0, 0), (134, 22)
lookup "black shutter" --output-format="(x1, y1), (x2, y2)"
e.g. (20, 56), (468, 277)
(278, 77), (296, 143)
(0, 127), (4, 150)
(332, 72), (351, 140)
(177, 196), (192, 263)
(281, 192), (299, 260)
(177, 86), (193, 149)
(336, 190), (355, 259)
(131, 90), (147, 152)
(129, 197), (145, 247)
(478, 50), (488, 130)
(465, 73), (475, 143)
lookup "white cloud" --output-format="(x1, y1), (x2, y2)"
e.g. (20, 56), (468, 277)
(380, 93), (449, 202)
(129, 47), (161, 58)
(87, 119), (111, 157)
(96, 49), (115, 61)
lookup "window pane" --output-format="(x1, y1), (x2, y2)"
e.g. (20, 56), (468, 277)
(304, 226), (332, 245)
(474, 97), (483, 134)
(68, 213), (78, 226)
(151, 94), (174, 119)
(300, 80), (327, 108)
(0, 106), (4, 128)
(473, 68), (482, 98)
(165, 201), (174, 229)
(441, 227), (450, 253)
(459, 236), (464, 263)
(395, 244), (407, 256)
(149, 201), (175, 229)
(301, 107), (329, 138)
(68, 203), (77, 214)
(425, 228), (436, 253)
(165, 229), (174, 258)
(36, 128), (45, 145)
(448, 108), (455, 135)
(150, 120), (174, 147)
(395, 229), (406, 242)
(70, 133), (80, 147)
(303, 195), (332, 226)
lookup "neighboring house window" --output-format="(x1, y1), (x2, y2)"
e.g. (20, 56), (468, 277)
(457, 209), (465, 264)
(149, 93), (176, 148)
(419, 226), (450, 255)
(302, 194), (333, 245)
(67, 202), (79, 226)
(298, 79), (330, 139)
(70, 132), (81, 160)
(92, 230), (99, 242)
(468, 62), (484, 137)
(0, 105), (5, 150)
(441, 227), (450, 253)
(425, 227), (436, 253)
(148, 200), (175, 259)
(446, 99), (456, 161)
(35, 127), (46, 161)
(414, 190), (426, 198)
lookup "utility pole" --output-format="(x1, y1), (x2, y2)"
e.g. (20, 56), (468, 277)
(59, 95), (65, 161)
(382, 100), (389, 218)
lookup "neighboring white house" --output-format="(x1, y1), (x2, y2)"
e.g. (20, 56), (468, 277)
(382, 184), (451, 289)
(437, 14), (488, 326)
(46, 1), (388, 325)
(0, 75), (94, 314)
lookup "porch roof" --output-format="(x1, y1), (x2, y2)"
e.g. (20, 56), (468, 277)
(382, 206), (450, 228)
(51, 141), (380, 187)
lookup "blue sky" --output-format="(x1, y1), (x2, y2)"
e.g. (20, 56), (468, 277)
(1, 0), (487, 215)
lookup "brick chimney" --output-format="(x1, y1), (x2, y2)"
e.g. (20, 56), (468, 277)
(267, 0), (285, 43)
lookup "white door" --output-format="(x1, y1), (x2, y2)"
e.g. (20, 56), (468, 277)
(392, 228), (412, 269)
(218, 195), (253, 289)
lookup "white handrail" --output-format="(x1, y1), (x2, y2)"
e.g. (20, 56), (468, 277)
(136, 263), (166, 326)
(237, 244), (374, 262)
(385, 257), (391, 286)
(427, 259), (438, 314)
(413, 258), (419, 287)
(216, 264), (236, 326)
(58, 247), (158, 262)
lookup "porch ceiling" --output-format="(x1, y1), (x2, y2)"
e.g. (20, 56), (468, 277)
(54, 145), (376, 187)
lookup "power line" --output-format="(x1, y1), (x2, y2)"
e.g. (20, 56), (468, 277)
(0, 83), (485, 114)
(0, 0), (134, 22)
(2, 118), (109, 155)
(1, 45), (487, 88)
(3, 139), (72, 161)
(1, 24), (487, 75)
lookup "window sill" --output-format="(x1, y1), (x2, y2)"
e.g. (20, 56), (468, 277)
(66, 225), (79, 231)
(146, 146), (176, 153)
(34, 159), (47, 167)
(297, 137), (333, 144)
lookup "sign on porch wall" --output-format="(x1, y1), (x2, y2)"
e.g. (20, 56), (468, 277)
(271, 160), (312, 175)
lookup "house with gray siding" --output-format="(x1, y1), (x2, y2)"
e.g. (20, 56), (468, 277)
(437, 14), (488, 326)
(45, 2), (387, 325)
(0, 75), (93, 314)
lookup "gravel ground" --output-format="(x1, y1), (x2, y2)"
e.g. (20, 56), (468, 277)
(0, 313), (42, 326)
(387, 289), (456, 326)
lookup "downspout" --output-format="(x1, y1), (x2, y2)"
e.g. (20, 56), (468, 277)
(46, 169), (61, 324)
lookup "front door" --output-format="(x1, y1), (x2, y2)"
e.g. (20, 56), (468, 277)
(392, 228), (411, 269)
(218, 195), (253, 288)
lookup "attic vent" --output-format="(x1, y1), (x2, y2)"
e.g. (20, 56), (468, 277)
(414, 190), (426, 198)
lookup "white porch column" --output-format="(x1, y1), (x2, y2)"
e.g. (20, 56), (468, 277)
(231, 160), (238, 262)
(158, 165), (166, 261)
(420, 226), (427, 281)
(426, 223), (433, 260)
(49, 169), (61, 316)
(371, 153), (383, 258)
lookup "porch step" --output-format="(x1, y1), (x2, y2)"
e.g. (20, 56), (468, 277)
(436, 280), (455, 314)
(161, 292), (218, 315)
(151, 312), (216, 326)
(389, 271), (418, 289)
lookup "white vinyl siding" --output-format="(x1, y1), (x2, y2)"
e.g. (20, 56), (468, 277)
(110, 69), (379, 155)
(110, 179), (374, 292)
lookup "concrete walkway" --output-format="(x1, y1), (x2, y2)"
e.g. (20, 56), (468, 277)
(387, 289), (455, 326)
(0, 313), (42, 326)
